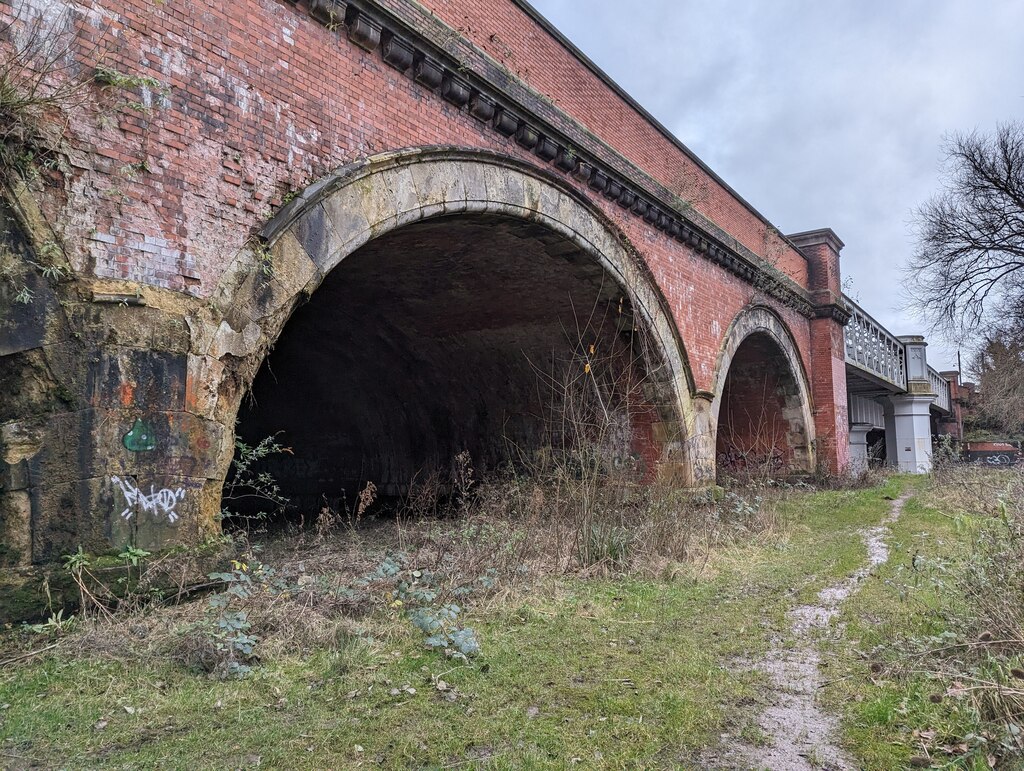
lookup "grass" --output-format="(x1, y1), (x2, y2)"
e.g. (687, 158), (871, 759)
(1, 477), (909, 768)
(820, 469), (1024, 770)
(819, 493), (964, 770)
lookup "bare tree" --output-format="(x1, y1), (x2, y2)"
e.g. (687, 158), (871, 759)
(969, 330), (1024, 437)
(909, 122), (1024, 336)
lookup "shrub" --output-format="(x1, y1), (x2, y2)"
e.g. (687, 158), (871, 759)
(896, 466), (1024, 762)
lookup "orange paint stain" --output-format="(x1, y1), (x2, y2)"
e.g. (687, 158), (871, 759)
(119, 382), (136, 407)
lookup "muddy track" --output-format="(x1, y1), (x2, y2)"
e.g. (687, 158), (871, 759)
(709, 493), (909, 770)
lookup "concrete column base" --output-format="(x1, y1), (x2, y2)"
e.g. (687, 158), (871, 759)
(848, 422), (872, 476)
(884, 394), (935, 473)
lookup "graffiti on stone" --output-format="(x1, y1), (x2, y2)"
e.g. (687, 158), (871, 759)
(968, 453), (1020, 467)
(983, 454), (1015, 466)
(111, 475), (186, 523)
(122, 418), (157, 452)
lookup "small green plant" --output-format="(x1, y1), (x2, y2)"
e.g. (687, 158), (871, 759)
(1, 241), (71, 305)
(118, 545), (151, 568)
(389, 564), (482, 659)
(408, 604), (480, 658)
(252, 242), (275, 278)
(93, 65), (169, 113)
(59, 549), (104, 616)
(220, 434), (292, 528)
(577, 521), (632, 569)
(116, 545), (151, 591)
(23, 609), (76, 636)
(203, 557), (288, 679)
(61, 545), (155, 619)
(33, 261), (68, 281)
(333, 553), (484, 659)
(117, 159), (150, 179)
(1, 244), (32, 303)
(37, 240), (62, 259)
(93, 65), (163, 91)
(62, 546), (90, 573)
(722, 491), (764, 527)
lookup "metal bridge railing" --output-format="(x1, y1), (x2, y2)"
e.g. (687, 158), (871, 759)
(928, 366), (952, 413)
(842, 295), (907, 389)
(843, 294), (954, 415)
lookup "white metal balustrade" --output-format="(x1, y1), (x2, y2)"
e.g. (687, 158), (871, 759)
(928, 366), (952, 413)
(843, 295), (907, 389)
(843, 295), (953, 415)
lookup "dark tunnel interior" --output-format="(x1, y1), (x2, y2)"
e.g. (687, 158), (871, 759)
(235, 213), (675, 517)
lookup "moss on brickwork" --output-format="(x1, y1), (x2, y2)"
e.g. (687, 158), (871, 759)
(0, 536), (239, 624)
(0, 567), (77, 625)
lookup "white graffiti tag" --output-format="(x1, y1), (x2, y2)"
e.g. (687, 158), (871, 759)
(111, 476), (186, 523)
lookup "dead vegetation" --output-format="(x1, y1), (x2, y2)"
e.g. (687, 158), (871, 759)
(0, 4), (93, 178)
(3, 448), (800, 682)
(887, 463), (1024, 762)
(3, 327), (820, 683)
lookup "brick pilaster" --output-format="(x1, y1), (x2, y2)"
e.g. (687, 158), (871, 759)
(788, 229), (850, 474)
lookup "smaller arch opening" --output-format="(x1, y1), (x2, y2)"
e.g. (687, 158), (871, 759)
(716, 332), (811, 479)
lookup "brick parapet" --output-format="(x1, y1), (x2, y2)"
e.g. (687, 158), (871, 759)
(415, 0), (809, 284)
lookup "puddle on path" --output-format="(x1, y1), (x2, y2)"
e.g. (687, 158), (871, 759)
(707, 494), (908, 770)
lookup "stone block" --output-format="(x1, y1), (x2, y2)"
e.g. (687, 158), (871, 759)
(320, 187), (373, 265)
(223, 234), (319, 331)
(0, 488), (31, 567)
(86, 347), (187, 412)
(360, 165), (419, 233)
(0, 269), (53, 356)
(291, 203), (342, 271)
(460, 160), (488, 204)
(25, 409), (97, 486)
(107, 472), (207, 551)
(185, 353), (226, 420)
(29, 476), (112, 562)
(482, 162), (526, 212)
(408, 160), (467, 211)
(210, 320), (262, 359)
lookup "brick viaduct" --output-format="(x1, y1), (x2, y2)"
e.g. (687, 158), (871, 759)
(0, 0), (858, 578)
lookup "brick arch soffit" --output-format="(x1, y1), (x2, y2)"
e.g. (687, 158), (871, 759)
(709, 305), (816, 448)
(214, 146), (698, 435)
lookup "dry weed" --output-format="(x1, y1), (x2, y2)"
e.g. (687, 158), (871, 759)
(900, 464), (1024, 756)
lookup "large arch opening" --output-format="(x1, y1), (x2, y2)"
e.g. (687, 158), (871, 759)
(714, 318), (814, 480)
(234, 212), (683, 517)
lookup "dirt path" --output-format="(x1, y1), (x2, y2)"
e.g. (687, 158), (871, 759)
(711, 493), (909, 770)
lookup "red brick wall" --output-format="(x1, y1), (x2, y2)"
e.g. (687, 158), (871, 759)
(796, 237), (850, 472)
(3, 0), (827, 409)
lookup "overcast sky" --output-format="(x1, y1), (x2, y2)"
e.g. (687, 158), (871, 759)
(528, 0), (1024, 372)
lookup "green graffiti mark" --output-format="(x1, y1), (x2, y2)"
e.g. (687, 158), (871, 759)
(123, 418), (157, 452)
